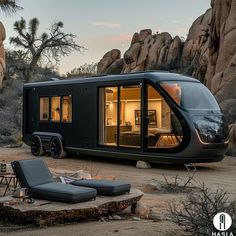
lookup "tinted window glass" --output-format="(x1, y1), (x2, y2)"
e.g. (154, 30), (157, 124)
(160, 82), (220, 110)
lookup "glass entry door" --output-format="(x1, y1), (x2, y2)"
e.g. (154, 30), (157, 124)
(119, 85), (141, 148)
(99, 84), (142, 148)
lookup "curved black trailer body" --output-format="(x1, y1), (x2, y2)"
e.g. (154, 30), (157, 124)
(22, 72), (229, 164)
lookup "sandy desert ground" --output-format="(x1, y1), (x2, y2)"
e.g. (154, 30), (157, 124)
(0, 146), (236, 236)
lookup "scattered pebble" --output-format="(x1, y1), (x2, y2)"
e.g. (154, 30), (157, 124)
(132, 217), (141, 221)
(136, 161), (151, 169)
(100, 217), (106, 222)
(134, 202), (150, 218)
(148, 210), (161, 221)
(112, 215), (122, 220)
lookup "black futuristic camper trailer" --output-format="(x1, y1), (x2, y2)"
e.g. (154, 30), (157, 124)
(23, 72), (229, 164)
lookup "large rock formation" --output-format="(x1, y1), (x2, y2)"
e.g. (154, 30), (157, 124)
(0, 22), (6, 89)
(97, 49), (123, 74)
(97, 0), (236, 154)
(182, 8), (212, 82)
(208, 0), (236, 124)
(123, 29), (183, 73)
(206, 0), (236, 155)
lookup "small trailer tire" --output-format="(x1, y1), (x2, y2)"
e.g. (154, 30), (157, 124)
(50, 136), (67, 159)
(31, 135), (44, 156)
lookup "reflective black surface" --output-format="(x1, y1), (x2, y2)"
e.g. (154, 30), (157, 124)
(193, 115), (229, 143)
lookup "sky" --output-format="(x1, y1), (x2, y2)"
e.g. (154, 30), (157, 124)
(1, 0), (211, 74)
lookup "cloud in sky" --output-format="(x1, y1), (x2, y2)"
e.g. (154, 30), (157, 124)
(92, 21), (122, 28)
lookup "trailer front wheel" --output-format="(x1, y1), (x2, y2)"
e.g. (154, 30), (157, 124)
(50, 137), (67, 159)
(31, 135), (44, 156)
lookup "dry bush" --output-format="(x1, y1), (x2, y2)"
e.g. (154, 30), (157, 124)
(0, 79), (23, 146)
(168, 185), (236, 235)
(154, 170), (197, 193)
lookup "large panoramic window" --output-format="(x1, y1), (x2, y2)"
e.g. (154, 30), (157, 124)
(147, 85), (183, 148)
(51, 96), (61, 122)
(160, 81), (220, 110)
(99, 85), (142, 147)
(99, 84), (183, 149)
(40, 97), (49, 121)
(62, 96), (72, 122)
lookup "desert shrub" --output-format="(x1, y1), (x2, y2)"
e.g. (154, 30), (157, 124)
(0, 79), (23, 146)
(168, 185), (236, 235)
(153, 172), (197, 193)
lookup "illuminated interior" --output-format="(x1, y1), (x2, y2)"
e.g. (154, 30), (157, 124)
(147, 85), (183, 148)
(62, 96), (72, 122)
(40, 97), (49, 121)
(40, 95), (72, 122)
(51, 96), (61, 122)
(99, 84), (183, 148)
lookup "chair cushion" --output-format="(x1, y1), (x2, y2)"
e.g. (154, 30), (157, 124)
(71, 179), (131, 196)
(12, 159), (53, 189)
(30, 182), (97, 203)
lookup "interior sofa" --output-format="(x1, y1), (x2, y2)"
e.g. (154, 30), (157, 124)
(119, 130), (160, 146)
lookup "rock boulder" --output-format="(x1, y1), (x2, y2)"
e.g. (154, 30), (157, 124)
(97, 49), (121, 74)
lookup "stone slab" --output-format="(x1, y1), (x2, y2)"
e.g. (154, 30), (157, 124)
(0, 188), (143, 226)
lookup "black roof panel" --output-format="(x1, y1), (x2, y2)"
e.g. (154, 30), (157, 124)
(24, 71), (199, 88)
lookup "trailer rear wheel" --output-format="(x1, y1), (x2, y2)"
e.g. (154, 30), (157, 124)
(50, 137), (67, 159)
(31, 135), (44, 156)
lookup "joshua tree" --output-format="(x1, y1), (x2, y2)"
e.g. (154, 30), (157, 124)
(10, 17), (83, 82)
(0, 0), (22, 15)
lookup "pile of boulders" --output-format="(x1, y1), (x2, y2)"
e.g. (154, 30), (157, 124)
(97, 29), (183, 75)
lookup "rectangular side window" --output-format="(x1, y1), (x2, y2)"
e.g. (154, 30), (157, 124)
(51, 96), (61, 122)
(40, 97), (49, 121)
(62, 95), (72, 122)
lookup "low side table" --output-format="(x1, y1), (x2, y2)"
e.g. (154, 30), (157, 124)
(0, 173), (18, 196)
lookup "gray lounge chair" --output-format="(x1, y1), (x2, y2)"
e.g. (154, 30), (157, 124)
(71, 179), (131, 196)
(11, 159), (97, 203)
